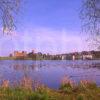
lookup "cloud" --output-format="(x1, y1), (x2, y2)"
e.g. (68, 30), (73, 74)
(14, 27), (88, 53)
(0, 27), (89, 56)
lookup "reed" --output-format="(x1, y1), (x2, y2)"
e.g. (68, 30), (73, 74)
(0, 77), (99, 100)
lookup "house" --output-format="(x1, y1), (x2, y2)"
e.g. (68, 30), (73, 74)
(82, 54), (93, 60)
(81, 51), (93, 60)
(61, 55), (65, 60)
(14, 51), (27, 58)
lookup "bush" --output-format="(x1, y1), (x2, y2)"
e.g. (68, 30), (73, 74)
(59, 83), (73, 93)
(59, 76), (74, 93)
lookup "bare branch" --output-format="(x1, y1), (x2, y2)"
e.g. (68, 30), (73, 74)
(80, 0), (100, 35)
(80, 0), (100, 49)
(0, 0), (21, 34)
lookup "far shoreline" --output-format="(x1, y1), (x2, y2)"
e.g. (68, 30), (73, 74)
(0, 57), (100, 60)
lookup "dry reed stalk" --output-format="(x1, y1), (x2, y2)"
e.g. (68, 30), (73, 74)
(61, 75), (74, 88)
(20, 77), (33, 90)
(1, 80), (9, 88)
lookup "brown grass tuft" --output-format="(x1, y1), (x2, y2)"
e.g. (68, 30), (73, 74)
(1, 80), (9, 88)
(61, 75), (74, 88)
(20, 76), (33, 90)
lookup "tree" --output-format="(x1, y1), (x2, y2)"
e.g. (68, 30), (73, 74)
(80, 0), (100, 48)
(0, 0), (21, 34)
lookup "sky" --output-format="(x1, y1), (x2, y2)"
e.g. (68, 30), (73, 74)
(0, 0), (92, 56)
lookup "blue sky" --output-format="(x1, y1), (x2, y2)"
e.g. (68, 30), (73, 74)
(0, 0), (92, 56)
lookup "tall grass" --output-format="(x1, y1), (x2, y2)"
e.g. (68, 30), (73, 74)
(0, 76), (99, 100)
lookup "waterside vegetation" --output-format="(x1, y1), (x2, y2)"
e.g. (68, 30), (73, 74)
(0, 77), (100, 100)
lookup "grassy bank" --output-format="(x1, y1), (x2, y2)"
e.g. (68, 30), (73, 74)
(0, 57), (14, 60)
(0, 57), (33, 60)
(0, 84), (100, 100)
(0, 77), (100, 100)
(0, 57), (45, 60)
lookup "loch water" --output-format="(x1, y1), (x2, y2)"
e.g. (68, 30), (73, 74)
(0, 60), (100, 89)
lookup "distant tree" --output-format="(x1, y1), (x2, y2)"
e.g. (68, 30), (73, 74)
(80, 0), (100, 48)
(0, 0), (21, 34)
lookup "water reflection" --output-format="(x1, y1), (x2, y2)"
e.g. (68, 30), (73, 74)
(90, 63), (100, 69)
(12, 64), (38, 71)
(0, 60), (100, 89)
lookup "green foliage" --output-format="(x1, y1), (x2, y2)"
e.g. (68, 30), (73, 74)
(0, 81), (99, 100)
(59, 83), (73, 93)
(78, 81), (97, 92)
(77, 94), (85, 100)
(0, 87), (49, 100)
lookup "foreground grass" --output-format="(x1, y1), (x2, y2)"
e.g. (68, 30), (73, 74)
(0, 78), (100, 100)
(0, 85), (99, 100)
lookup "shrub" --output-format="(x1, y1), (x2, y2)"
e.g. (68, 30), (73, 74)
(79, 80), (97, 90)
(59, 76), (74, 93)
(77, 94), (85, 100)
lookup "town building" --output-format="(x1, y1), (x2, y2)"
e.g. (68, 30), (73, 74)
(13, 51), (27, 58)
(81, 51), (93, 60)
